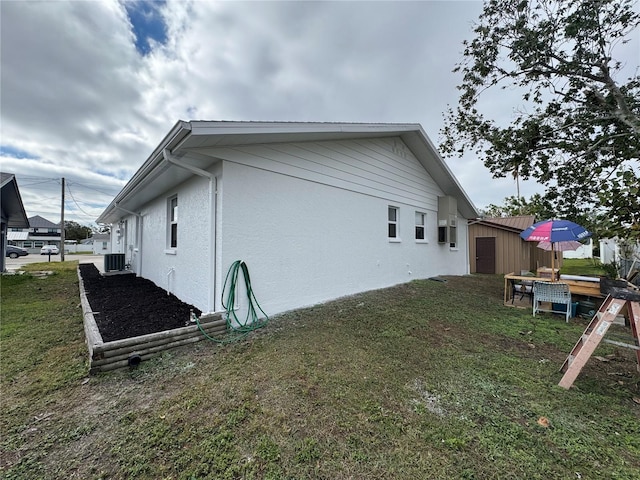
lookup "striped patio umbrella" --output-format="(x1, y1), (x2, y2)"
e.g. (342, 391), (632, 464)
(520, 220), (592, 280)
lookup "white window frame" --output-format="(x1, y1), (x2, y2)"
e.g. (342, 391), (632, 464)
(388, 206), (401, 242)
(449, 226), (458, 250)
(415, 211), (427, 243)
(167, 195), (178, 251)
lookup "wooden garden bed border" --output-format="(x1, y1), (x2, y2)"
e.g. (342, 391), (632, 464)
(77, 267), (225, 373)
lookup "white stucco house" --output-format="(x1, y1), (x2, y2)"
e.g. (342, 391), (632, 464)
(91, 233), (111, 255)
(97, 121), (479, 319)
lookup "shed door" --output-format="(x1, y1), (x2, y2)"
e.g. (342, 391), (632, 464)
(476, 237), (496, 274)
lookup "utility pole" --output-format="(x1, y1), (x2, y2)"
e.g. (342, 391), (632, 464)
(61, 177), (65, 262)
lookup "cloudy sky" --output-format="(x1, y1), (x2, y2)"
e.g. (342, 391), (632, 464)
(2, 0), (634, 226)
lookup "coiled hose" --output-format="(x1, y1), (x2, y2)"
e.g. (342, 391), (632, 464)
(194, 260), (269, 343)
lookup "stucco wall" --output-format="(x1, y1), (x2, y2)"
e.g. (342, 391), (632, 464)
(106, 136), (470, 319)
(219, 160), (468, 317)
(114, 174), (215, 312)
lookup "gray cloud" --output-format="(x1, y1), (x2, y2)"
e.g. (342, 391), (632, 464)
(1, 0), (588, 224)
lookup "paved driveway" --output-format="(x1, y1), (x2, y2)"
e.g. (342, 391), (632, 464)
(4, 254), (105, 273)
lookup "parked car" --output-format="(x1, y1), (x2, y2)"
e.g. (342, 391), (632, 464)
(6, 245), (29, 258)
(40, 245), (60, 255)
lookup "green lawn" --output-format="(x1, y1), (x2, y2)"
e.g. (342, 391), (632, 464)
(560, 258), (608, 276)
(1, 262), (639, 479)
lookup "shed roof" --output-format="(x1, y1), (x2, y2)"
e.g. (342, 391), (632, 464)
(98, 121), (480, 224)
(473, 215), (536, 233)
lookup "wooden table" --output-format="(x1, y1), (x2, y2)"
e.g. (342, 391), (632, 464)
(504, 273), (604, 307)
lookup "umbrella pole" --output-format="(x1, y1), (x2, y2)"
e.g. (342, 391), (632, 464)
(551, 243), (556, 282)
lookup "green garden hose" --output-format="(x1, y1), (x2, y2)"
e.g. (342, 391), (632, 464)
(194, 260), (269, 343)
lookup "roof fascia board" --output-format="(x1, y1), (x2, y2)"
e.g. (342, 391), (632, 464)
(188, 121), (420, 137)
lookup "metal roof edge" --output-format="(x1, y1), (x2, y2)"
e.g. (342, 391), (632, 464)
(186, 121), (422, 138)
(471, 219), (525, 233)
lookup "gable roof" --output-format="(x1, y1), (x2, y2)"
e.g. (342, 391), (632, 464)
(97, 121), (479, 224)
(0, 172), (29, 228)
(28, 215), (60, 229)
(472, 215), (536, 233)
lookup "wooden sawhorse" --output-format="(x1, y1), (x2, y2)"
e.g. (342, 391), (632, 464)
(558, 288), (640, 389)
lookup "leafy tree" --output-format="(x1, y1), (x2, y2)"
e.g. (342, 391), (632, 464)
(483, 193), (605, 241)
(441, 0), (640, 239)
(64, 221), (93, 241)
(482, 193), (555, 219)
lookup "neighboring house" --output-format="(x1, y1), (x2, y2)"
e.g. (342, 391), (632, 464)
(8, 215), (62, 254)
(562, 238), (593, 260)
(1, 172), (29, 271)
(97, 121), (479, 319)
(91, 233), (111, 255)
(468, 215), (556, 274)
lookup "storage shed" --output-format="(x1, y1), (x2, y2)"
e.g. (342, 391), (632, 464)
(469, 215), (557, 274)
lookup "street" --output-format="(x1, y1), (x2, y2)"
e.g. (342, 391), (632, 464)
(4, 253), (106, 273)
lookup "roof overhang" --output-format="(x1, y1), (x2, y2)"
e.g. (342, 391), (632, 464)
(97, 121), (479, 224)
(0, 173), (29, 228)
(7, 231), (29, 241)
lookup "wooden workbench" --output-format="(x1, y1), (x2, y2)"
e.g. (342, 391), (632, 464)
(504, 273), (604, 307)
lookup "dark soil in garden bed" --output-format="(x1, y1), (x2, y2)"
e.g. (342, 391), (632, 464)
(78, 263), (202, 342)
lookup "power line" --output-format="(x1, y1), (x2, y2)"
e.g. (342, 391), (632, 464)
(13, 174), (60, 181)
(67, 180), (122, 197)
(66, 184), (100, 218)
(18, 179), (59, 187)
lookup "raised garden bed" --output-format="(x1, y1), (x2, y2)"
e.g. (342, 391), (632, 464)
(78, 264), (225, 373)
